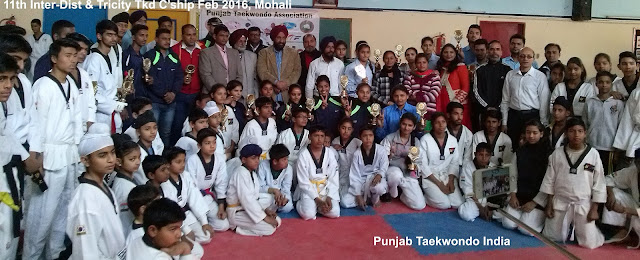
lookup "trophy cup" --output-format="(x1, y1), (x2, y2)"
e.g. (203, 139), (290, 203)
(305, 98), (315, 120)
(373, 49), (382, 69)
(245, 94), (256, 117)
(369, 103), (381, 126)
(220, 107), (228, 132)
(416, 102), (427, 126)
(407, 146), (420, 178)
(395, 45), (404, 65)
(143, 58), (152, 83)
(92, 81), (98, 95)
(117, 69), (135, 102)
(340, 75), (349, 100)
(184, 64), (196, 84)
(454, 29), (464, 51)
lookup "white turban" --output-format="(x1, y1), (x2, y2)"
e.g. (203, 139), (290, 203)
(204, 105), (220, 117)
(79, 123), (114, 156)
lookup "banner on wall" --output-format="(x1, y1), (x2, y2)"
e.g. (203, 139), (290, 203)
(199, 9), (319, 52)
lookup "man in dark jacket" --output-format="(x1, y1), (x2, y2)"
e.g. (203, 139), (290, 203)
(298, 34), (321, 97)
(143, 28), (183, 144)
(248, 26), (267, 54)
(471, 40), (511, 132)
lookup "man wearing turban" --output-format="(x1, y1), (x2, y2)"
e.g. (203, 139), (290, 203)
(256, 25), (301, 102)
(230, 29), (259, 98)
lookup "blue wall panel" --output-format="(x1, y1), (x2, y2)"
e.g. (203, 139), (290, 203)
(43, 6), (108, 42)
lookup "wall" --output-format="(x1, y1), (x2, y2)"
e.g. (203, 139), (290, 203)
(3, 2), (640, 76)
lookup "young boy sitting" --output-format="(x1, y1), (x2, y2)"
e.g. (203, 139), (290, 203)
(341, 126), (389, 210)
(602, 161), (640, 248)
(161, 147), (214, 244)
(540, 117), (606, 249)
(256, 144), (293, 213)
(470, 109), (512, 166)
(175, 109), (210, 159)
(184, 128), (230, 232)
(547, 96), (571, 149)
(295, 126), (341, 220)
(203, 105), (226, 159)
(110, 134), (141, 236)
(237, 96), (278, 159)
(227, 144), (282, 236)
(458, 142), (494, 222)
(126, 185), (161, 245)
(143, 155), (171, 193)
(66, 123), (125, 259)
(133, 110), (165, 184)
(584, 71), (625, 176)
(126, 198), (196, 260)
(275, 108), (310, 169)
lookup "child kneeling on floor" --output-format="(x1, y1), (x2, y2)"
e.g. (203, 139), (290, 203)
(458, 142), (495, 222)
(540, 117), (607, 249)
(341, 126), (389, 210)
(256, 144), (294, 213)
(226, 144), (282, 236)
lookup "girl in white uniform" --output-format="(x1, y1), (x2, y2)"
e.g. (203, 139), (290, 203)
(540, 118), (606, 249)
(295, 126), (341, 220)
(342, 127), (389, 209)
(25, 39), (84, 260)
(419, 112), (463, 209)
(184, 128), (229, 231)
(256, 144), (294, 213)
(382, 113), (426, 210)
(83, 20), (127, 133)
(470, 109), (512, 166)
(331, 118), (362, 202)
(206, 84), (239, 159)
(67, 123), (125, 260)
(237, 96), (278, 159)
(226, 144), (282, 236)
(110, 135), (141, 237)
(160, 147), (214, 244)
(550, 57), (595, 118)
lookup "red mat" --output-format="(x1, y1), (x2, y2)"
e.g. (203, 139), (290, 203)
(201, 200), (639, 259)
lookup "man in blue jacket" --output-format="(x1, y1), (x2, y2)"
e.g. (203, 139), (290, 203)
(143, 28), (183, 145)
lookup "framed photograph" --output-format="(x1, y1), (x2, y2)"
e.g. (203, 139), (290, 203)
(473, 164), (516, 199)
(313, 0), (338, 8)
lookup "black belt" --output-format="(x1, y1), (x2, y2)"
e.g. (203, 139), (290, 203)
(509, 108), (539, 115)
(2, 143), (28, 238)
(181, 204), (191, 213)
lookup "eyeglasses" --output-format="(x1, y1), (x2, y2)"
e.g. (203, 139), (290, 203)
(519, 55), (534, 59)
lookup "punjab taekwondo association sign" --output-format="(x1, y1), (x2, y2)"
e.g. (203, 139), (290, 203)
(199, 5), (319, 52)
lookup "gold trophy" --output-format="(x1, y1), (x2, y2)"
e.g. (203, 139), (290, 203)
(245, 94), (255, 117)
(408, 146), (420, 179)
(143, 58), (152, 83)
(184, 64), (196, 84)
(416, 102), (427, 126)
(220, 107), (228, 132)
(454, 29), (464, 51)
(369, 103), (381, 126)
(407, 146), (419, 171)
(117, 69), (135, 102)
(395, 45), (404, 65)
(374, 49), (381, 66)
(92, 81), (98, 95)
(305, 98), (315, 120)
(340, 75), (349, 100)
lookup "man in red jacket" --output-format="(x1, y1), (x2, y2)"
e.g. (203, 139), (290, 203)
(170, 24), (205, 145)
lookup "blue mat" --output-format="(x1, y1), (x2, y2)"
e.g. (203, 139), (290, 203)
(278, 206), (376, 219)
(383, 211), (545, 256)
